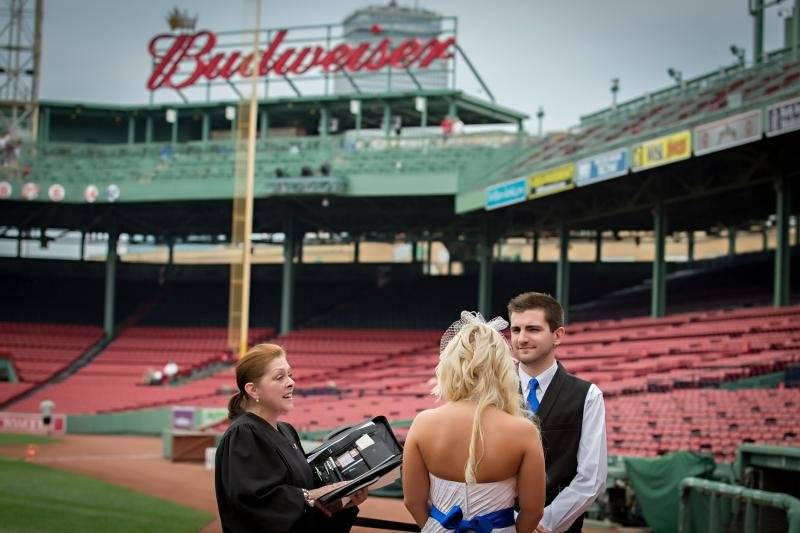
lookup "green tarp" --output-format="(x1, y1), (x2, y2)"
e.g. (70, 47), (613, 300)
(624, 452), (716, 533)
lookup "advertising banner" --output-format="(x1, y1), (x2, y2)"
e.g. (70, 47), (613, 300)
(0, 412), (66, 435)
(528, 163), (575, 200)
(766, 96), (800, 137)
(631, 130), (691, 171)
(694, 109), (762, 156)
(485, 177), (527, 210)
(576, 147), (629, 187)
(171, 406), (196, 430)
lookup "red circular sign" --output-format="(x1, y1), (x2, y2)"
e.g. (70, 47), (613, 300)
(48, 184), (65, 202)
(84, 185), (98, 203)
(21, 182), (39, 200)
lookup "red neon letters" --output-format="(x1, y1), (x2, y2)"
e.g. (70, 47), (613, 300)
(147, 30), (455, 90)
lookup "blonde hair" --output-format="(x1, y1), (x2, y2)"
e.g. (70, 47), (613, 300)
(433, 323), (528, 483)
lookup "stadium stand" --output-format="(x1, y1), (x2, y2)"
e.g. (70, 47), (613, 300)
(8, 325), (273, 414)
(491, 52), (800, 184)
(0, 322), (103, 404)
(606, 388), (800, 462)
(122, 302), (800, 464)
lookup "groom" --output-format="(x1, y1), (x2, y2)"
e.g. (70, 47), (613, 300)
(508, 292), (607, 533)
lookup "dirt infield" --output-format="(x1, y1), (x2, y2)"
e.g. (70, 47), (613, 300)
(0, 434), (415, 533)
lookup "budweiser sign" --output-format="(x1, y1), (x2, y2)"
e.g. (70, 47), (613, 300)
(147, 29), (455, 91)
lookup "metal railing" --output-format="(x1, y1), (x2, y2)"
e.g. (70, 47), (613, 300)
(679, 477), (800, 533)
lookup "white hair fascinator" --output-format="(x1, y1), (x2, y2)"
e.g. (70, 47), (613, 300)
(439, 310), (510, 354)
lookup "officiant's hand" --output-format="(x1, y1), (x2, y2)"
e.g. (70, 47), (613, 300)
(308, 481), (349, 517)
(344, 487), (369, 509)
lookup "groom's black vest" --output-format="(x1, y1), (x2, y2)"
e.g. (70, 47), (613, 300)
(537, 362), (591, 533)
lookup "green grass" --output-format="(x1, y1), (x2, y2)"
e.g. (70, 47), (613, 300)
(0, 457), (213, 532)
(0, 433), (57, 446)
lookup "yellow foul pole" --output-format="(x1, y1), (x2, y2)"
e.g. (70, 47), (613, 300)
(239, 0), (262, 357)
(228, 0), (261, 357)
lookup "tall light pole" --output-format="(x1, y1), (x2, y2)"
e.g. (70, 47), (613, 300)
(610, 78), (619, 109)
(730, 45), (746, 67)
(0, 0), (43, 176)
(667, 67), (683, 87)
(536, 106), (544, 137)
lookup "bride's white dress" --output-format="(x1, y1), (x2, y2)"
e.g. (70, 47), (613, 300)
(421, 473), (517, 533)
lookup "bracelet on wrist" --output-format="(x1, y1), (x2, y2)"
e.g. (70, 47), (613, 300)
(301, 488), (315, 508)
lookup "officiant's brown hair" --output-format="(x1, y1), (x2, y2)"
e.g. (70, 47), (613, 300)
(228, 343), (285, 419)
(507, 292), (564, 332)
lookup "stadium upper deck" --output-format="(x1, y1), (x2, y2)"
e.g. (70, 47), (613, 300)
(0, 3), (796, 326)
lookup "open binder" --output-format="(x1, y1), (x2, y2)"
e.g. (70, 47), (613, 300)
(306, 415), (403, 504)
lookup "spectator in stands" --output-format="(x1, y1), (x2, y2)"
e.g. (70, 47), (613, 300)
(452, 116), (465, 135)
(403, 311), (545, 532)
(39, 399), (55, 436)
(508, 292), (607, 533)
(149, 369), (164, 385)
(163, 361), (179, 382)
(215, 343), (368, 532)
(320, 162), (331, 176)
(275, 167), (286, 178)
(301, 165), (314, 177)
(440, 115), (454, 139)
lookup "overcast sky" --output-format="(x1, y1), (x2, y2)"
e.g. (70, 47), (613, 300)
(41, 0), (788, 131)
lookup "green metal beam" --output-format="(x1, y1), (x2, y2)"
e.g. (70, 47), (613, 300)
(260, 109), (268, 140)
(41, 108), (50, 144)
(557, 219), (570, 323)
(382, 105), (392, 138)
(448, 99), (457, 118)
(754, 0), (765, 64)
(688, 231), (695, 263)
(202, 113), (210, 144)
(728, 226), (737, 258)
(319, 107), (330, 139)
(595, 230), (602, 263)
(171, 110), (179, 145)
(477, 227), (493, 318)
(104, 231), (118, 340)
(774, 176), (791, 307)
(280, 215), (296, 335)
(795, 0), (800, 59)
(652, 202), (667, 318)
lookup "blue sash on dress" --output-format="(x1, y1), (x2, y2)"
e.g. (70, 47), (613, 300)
(429, 504), (515, 533)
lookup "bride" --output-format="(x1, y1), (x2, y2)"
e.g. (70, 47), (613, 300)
(402, 312), (545, 533)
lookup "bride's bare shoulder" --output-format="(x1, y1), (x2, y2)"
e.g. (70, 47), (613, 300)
(512, 416), (540, 441)
(493, 411), (539, 439)
(408, 404), (453, 430)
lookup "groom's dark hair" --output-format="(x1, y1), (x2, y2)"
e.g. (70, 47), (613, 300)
(507, 292), (564, 332)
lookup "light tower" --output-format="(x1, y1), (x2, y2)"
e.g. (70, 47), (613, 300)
(0, 0), (43, 176)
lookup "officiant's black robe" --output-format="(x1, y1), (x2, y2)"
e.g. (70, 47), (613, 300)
(215, 412), (358, 533)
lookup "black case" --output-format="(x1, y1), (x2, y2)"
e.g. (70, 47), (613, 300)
(305, 415), (403, 504)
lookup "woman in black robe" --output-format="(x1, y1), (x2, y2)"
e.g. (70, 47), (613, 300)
(215, 343), (367, 532)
